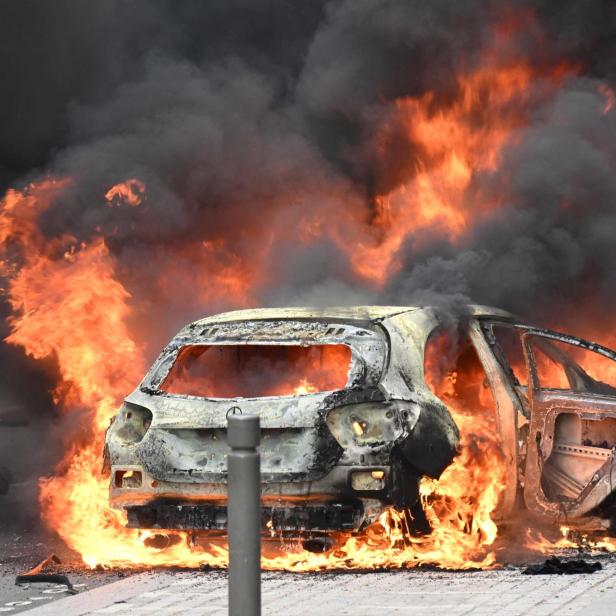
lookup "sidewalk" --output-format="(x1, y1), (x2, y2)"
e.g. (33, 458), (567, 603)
(21, 560), (616, 616)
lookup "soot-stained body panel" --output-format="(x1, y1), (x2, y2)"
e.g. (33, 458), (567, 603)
(105, 305), (616, 538)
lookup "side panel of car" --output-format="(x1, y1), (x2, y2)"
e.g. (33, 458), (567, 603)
(381, 310), (460, 479)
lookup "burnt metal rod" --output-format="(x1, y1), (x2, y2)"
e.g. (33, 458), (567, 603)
(227, 413), (261, 616)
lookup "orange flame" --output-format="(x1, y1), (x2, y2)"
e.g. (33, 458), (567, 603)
(0, 17), (604, 571)
(598, 84), (615, 115)
(334, 54), (573, 286)
(105, 178), (146, 208)
(0, 179), (508, 570)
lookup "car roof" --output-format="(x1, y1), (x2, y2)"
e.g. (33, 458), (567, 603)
(192, 304), (514, 326)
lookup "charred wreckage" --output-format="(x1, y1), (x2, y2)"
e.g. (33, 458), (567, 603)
(104, 306), (616, 546)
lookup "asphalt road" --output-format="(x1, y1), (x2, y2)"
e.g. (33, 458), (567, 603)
(0, 520), (131, 614)
(0, 495), (127, 614)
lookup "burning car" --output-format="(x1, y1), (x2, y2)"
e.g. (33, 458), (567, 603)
(105, 305), (616, 545)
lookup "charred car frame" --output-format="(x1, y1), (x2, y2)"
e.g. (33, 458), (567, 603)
(105, 306), (616, 542)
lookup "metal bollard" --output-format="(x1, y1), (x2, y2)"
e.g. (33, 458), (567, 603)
(227, 413), (261, 616)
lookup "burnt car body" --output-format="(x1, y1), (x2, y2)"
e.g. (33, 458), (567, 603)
(105, 305), (616, 539)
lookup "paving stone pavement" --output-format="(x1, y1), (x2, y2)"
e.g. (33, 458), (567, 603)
(21, 560), (616, 616)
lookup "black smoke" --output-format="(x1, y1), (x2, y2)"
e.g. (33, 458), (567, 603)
(1, 0), (616, 526)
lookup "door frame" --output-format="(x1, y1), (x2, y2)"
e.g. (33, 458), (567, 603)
(520, 326), (616, 524)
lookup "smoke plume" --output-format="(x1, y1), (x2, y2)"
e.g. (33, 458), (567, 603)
(1, 0), (616, 527)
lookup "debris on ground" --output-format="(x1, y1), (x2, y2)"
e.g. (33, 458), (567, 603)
(15, 553), (78, 593)
(523, 556), (602, 575)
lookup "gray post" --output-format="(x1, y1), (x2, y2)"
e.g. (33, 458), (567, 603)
(227, 413), (261, 616)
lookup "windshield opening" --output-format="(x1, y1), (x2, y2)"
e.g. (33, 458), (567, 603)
(160, 344), (352, 398)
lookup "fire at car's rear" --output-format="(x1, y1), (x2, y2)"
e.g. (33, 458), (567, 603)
(105, 309), (460, 542)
